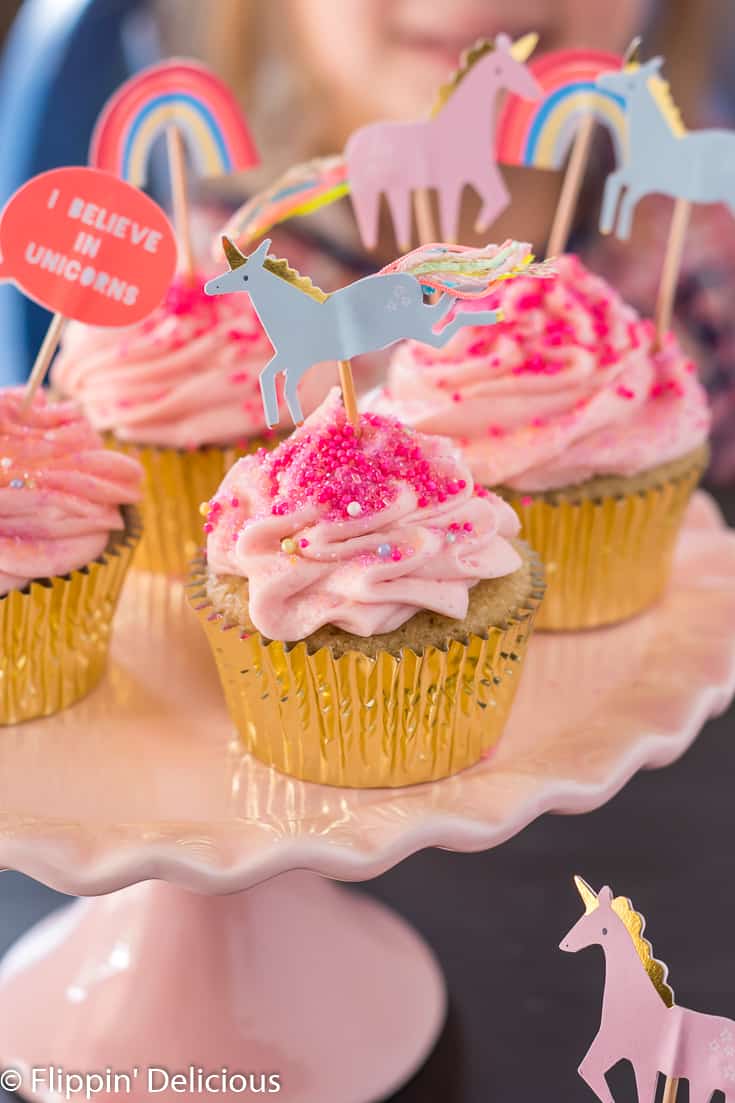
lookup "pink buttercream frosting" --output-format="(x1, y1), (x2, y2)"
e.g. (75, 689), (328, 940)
(0, 389), (143, 594)
(367, 254), (710, 492)
(52, 276), (277, 449)
(205, 389), (522, 641)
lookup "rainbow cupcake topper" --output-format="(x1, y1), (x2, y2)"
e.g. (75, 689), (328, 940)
(89, 59), (259, 188)
(496, 49), (625, 170)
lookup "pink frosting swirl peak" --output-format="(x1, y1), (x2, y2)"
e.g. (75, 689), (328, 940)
(368, 254), (710, 491)
(205, 389), (522, 641)
(0, 389), (142, 594)
(52, 275), (275, 448)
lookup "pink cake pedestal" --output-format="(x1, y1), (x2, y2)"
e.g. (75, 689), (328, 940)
(0, 492), (734, 1103)
(0, 873), (444, 1103)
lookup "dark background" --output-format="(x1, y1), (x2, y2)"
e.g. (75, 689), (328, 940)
(0, 488), (733, 1103)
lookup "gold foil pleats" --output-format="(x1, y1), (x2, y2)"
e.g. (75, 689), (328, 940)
(107, 436), (275, 576)
(504, 461), (704, 630)
(187, 554), (545, 788)
(0, 507), (141, 725)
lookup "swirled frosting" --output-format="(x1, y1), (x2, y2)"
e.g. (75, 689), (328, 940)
(0, 389), (143, 594)
(51, 276), (277, 449)
(368, 254), (710, 492)
(205, 389), (522, 641)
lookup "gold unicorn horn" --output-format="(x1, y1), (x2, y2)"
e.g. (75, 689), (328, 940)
(574, 875), (599, 914)
(222, 236), (246, 270)
(511, 32), (539, 63)
(623, 35), (642, 68)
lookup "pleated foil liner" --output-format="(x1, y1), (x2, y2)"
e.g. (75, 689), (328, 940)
(187, 553), (545, 788)
(107, 435), (277, 577)
(0, 506), (141, 725)
(503, 458), (704, 631)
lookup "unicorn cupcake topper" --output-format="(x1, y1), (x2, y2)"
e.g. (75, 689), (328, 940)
(594, 43), (735, 344)
(562, 876), (735, 1103)
(345, 33), (541, 249)
(206, 238), (547, 428)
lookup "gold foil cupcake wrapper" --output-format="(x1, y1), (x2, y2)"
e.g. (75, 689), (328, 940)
(504, 459), (704, 631)
(0, 507), (141, 725)
(107, 435), (277, 576)
(187, 552), (545, 788)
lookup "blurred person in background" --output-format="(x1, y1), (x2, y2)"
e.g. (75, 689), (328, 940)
(157, 0), (735, 480)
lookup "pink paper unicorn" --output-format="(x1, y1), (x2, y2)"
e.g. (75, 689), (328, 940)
(344, 34), (541, 250)
(562, 877), (735, 1103)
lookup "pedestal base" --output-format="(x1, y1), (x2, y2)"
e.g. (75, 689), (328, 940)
(0, 873), (445, 1103)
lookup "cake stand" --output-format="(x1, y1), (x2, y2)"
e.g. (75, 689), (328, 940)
(0, 492), (734, 1103)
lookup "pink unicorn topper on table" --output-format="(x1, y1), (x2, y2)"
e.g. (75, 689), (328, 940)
(344, 33), (541, 250)
(562, 876), (735, 1103)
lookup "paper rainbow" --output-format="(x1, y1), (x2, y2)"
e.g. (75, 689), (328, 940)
(89, 59), (259, 187)
(496, 49), (625, 169)
(220, 155), (349, 252)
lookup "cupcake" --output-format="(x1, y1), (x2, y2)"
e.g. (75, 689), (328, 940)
(187, 389), (544, 787)
(51, 275), (280, 575)
(368, 255), (710, 629)
(0, 388), (143, 723)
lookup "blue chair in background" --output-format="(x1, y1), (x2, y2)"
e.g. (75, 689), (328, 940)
(0, 0), (158, 384)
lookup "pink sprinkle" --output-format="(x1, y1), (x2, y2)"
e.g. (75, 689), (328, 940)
(463, 522), (473, 532)
(517, 293), (543, 311)
(203, 522), (214, 534)
(521, 495), (533, 506)
(230, 497), (239, 507)
(616, 385), (635, 400)
(230, 371), (250, 384)
(299, 538), (309, 548)
(457, 479), (466, 489)
(391, 548), (402, 562)
(452, 392), (462, 403)
(417, 496), (429, 507)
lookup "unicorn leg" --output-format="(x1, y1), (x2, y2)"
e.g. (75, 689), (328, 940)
(384, 187), (413, 252)
(259, 354), (282, 429)
(436, 181), (465, 243)
(615, 188), (642, 242)
(578, 1051), (616, 1103)
(283, 366), (306, 426)
(417, 308), (501, 348)
(633, 1064), (659, 1103)
(599, 171), (626, 236)
(349, 184), (381, 251)
(473, 172), (510, 236)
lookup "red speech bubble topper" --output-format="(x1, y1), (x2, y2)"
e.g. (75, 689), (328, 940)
(0, 167), (177, 326)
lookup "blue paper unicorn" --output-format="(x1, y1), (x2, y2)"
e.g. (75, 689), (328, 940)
(206, 237), (502, 428)
(597, 57), (735, 241)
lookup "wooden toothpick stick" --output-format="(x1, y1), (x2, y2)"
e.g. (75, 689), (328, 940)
(338, 359), (360, 431)
(547, 114), (596, 258)
(654, 197), (691, 350)
(414, 188), (438, 246)
(662, 1076), (679, 1103)
(22, 312), (66, 411)
(167, 125), (195, 281)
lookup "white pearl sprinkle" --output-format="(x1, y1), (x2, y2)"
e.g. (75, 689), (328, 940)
(0, 457), (10, 469)
(446, 531), (457, 543)
(346, 501), (362, 517)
